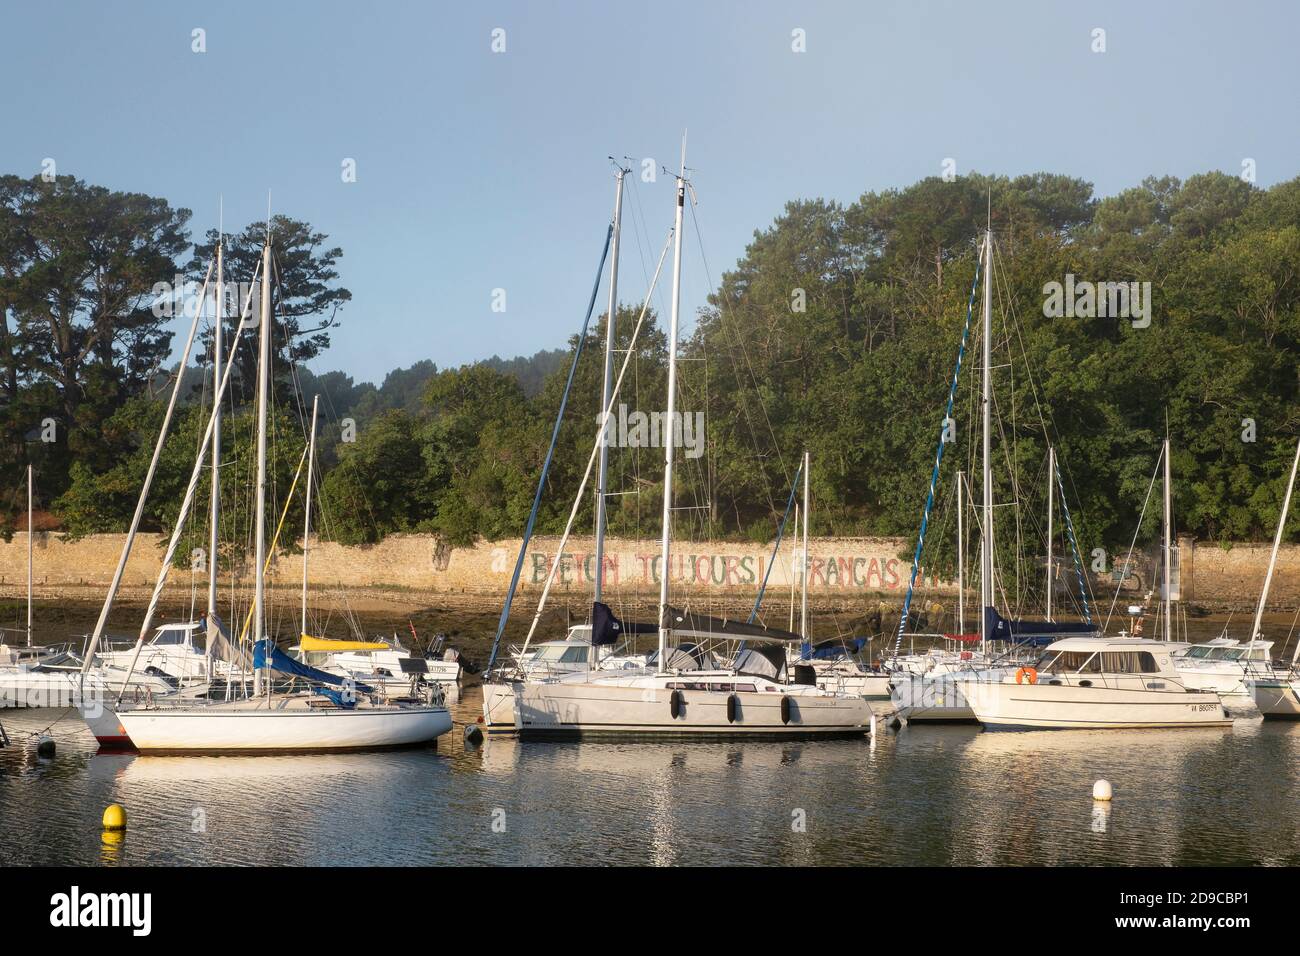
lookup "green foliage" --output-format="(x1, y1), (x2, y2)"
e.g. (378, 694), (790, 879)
(8, 168), (1300, 566)
(317, 409), (433, 545)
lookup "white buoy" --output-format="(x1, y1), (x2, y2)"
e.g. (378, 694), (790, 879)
(869, 713), (877, 736)
(1092, 779), (1113, 801)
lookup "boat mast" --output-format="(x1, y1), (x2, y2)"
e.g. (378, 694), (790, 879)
(79, 261), (212, 677)
(1162, 436), (1173, 642)
(1253, 435), (1300, 655)
(26, 463), (32, 647)
(208, 239), (223, 633)
(800, 450), (810, 641)
(656, 139), (687, 672)
(956, 469), (965, 635)
(789, 503), (799, 632)
(253, 241), (272, 696)
(979, 230), (994, 653)
(595, 167), (625, 611)
(1046, 445), (1054, 622)
(302, 394), (319, 639)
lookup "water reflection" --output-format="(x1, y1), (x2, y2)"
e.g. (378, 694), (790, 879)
(2, 697), (1299, 865)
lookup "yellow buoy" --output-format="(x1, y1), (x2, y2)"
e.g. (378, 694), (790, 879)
(102, 803), (127, 831)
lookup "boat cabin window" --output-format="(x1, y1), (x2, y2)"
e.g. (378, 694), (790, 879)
(534, 645), (590, 664)
(1100, 651), (1161, 674)
(152, 630), (192, 646)
(1041, 651), (1102, 673)
(1183, 645), (1212, 659)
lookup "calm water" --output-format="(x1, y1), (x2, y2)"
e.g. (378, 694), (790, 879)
(2, 689), (1298, 866)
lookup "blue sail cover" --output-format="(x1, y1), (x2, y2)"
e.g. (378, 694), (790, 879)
(983, 607), (1098, 647)
(804, 637), (868, 660)
(253, 639), (373, 693)
(592, 601), (656, 646)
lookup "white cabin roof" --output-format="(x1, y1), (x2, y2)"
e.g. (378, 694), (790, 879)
(155, 622), (201, 634)
(1045, 637), (1175, 652)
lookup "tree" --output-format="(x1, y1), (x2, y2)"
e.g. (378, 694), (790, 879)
(0, 174), (190, 500)
(188, 215), (350, 407)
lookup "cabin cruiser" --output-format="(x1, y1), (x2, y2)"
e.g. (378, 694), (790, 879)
(963, 636), (1232, 730)
(0, 643), (174, 709)
(1175, 639), (1274, 713)
(296, 633), (463, 700)
(96, 622), (233, 684)
(889, 611), (1091, 723)
(505, 625), (650, 678)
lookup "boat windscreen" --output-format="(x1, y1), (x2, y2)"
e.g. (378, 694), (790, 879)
(734, 645), (786, 681)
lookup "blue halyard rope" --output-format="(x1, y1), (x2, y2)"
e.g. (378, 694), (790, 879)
(893, 256), (982, 657)
(747, 456), (803, 625)
(1054, 455), (1093, 626)
(483, 224), (614, 676)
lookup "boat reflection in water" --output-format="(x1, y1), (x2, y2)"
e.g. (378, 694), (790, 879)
(6, 690), (1300, 867)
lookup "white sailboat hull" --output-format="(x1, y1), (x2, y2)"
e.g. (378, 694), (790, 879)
(503, 674), (871, 738)
(964, 680), (1232, 730)
(482, 681), (519, 735)
(95, 698), (452, 752)
(1250, 678), (1300, 718)
(890, 672), (979, 722)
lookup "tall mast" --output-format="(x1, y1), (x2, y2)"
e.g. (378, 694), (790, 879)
(789, 504), (799, 632)
(208, 239), (223, 627)
(26, 464), (32, 647)
(1254, 435), (1300, 656)
(656, 139), (687, 672)
(1046, 445), (1054, 622)
(595, 167), (624, 608)
(302, 395), (319, 638)
(956, 469), (965, 635)
(800, 450), (810, 641)
(253, 241), (272, 695)
(1162, 436), (1173, 642)
(980, 230), (994, 652)
(80, 261), (211, 677)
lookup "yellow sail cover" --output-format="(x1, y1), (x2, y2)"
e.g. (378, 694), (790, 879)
(299, 635), (389, 652)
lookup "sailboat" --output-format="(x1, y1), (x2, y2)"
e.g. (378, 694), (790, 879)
(1243, 435), (1300, 717)
(889, 228), (1095, 723)
(487, 146), (871, 739)
(787, 453), (892, 701)
(0, 466), (173, 708)
(78, 237), (451, 752)
(1142, 436), (1266, 715)
(480, 164), (671, 734)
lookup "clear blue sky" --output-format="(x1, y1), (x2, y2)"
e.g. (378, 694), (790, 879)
(2, 0), (1296, 385)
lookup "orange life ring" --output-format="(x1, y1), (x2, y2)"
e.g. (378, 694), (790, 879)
(1015, 667), (1039, 685)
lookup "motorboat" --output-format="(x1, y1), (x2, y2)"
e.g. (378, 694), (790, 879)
(296, 634), (462, 692)
(963, 636), (1232, 730)
(1175, 639), (1275, 713)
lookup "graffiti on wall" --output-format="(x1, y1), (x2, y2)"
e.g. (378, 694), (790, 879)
(520, 548), (945, 592)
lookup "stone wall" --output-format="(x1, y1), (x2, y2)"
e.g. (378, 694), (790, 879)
(0, 531), (1295, 609)
(0, 532), (927, 603)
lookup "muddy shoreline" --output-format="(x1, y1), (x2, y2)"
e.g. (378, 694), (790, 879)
(3, 584), (1297, 669)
